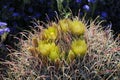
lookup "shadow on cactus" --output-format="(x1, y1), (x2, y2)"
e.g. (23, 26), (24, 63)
(1, 16), (120, 80)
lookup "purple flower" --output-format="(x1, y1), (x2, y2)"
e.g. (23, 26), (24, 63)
(33, 12), (41, 18)
(4, 28), (10, 33)
(13, 22), (18, 26)
(0, 27), (10, 35)
(36, 13), (41, 17)
(100, 11), (108, 19)
(83, 5), (90, 11)
(38, 0), (44, 3)
(3, 5), (7, 9)
(47, 1), (52, 5)
(88, 0), (96, 3)
(9, 27), (17, 34)
(12, 12), (20, 17)
(79, 12), (83, 17)
(0, 22), (7, 27)
(28, 7), (33, 13)
(101, 11), (107, 17)
(0, 29), (4, 35)
(9, 7), (15, 12)
(24, 16), (29, 21)
(76, 0), (81, 3)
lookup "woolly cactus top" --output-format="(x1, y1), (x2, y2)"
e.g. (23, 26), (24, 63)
(28, 18), (87, 63)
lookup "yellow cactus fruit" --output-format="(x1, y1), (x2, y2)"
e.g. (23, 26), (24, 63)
(49, 45), (60, 62)
(59, 19), (69, 32)
(68, 20), (85, 35)
(43, 23), (58, 40)
(49, 51), (60, 62)
(71, 39), (87, 57)
(28, 47), (38, 57)
(37, 41), (51, 56)
(67, 50), (75, 62)
(32, 37), (38, 47)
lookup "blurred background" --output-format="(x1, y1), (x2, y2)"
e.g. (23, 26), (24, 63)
(0, 0), (120, 58)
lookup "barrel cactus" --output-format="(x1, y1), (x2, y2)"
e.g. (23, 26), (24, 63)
(1, 17), (120, 80)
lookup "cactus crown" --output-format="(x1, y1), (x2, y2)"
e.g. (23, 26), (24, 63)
(27, 18), (87, 63)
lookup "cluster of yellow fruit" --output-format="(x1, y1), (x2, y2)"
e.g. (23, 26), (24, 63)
(28, 18), (87, 63)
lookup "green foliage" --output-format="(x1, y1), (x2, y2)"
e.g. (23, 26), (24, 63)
(56, 0), (71, 18)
